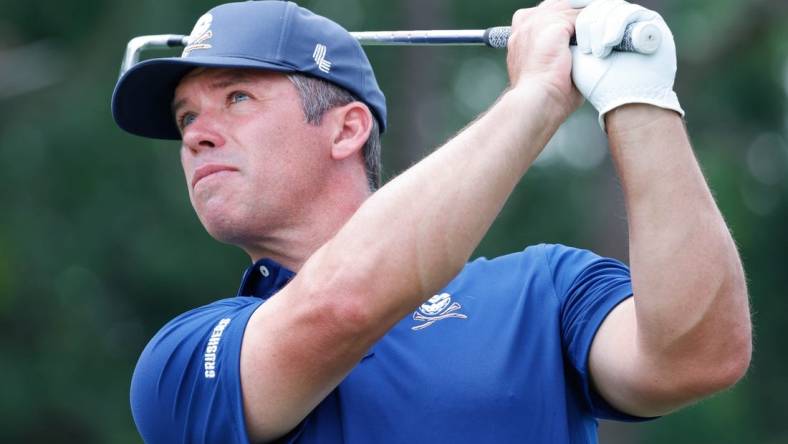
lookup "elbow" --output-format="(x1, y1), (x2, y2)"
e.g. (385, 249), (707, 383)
(705, 251), (752, 390)
(297, 238), (425, 344)
(713, 320), (752, 390)
(295, 253), (380, 342)
(636, 341), (751, 417)
(726, 348), (752, 388)
(634, 332), (751, 416)
(325, 290), (379, 338)
(699, 295), (753, 395)
(685, 315), (752, 400)
(719, 269), (752, 388)
(310, 287), (378, 339)
(647, 294), (752, 411)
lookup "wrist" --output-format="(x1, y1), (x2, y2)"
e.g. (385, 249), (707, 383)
(596, 90), (684, 131)
(503, 83), (573, 132)
(605, 104), (684, 138)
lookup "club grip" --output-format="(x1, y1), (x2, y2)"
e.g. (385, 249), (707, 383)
(483, 21), (661, 54)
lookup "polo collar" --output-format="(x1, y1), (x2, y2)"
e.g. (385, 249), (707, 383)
(236, 258), (295, 299)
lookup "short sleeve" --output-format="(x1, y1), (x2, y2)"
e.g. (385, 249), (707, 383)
(130, 296), (265, 444)
(542, 244), (647, 421)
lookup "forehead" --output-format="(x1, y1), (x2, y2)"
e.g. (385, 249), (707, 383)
(172, 68), (295, 107)
(178, 67), (288, 89)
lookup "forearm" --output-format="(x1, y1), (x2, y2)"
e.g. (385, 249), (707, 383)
(303, 85), (564, 332)
(607, 105), (751, 394)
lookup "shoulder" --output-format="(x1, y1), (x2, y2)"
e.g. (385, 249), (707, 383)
(136, 297), (264, 375)
(130, 297), (265, 444)
(534, 243), (629, 292)
(462, 243), (612, 276)
(461, 244), (629, 301)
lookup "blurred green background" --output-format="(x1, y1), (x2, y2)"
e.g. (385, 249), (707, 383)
(1, 0), (786, 442)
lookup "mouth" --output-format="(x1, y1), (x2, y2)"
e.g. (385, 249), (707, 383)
(192, 164), (239, 188)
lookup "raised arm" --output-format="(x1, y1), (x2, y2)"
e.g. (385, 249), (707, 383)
(589, 105), (751, 417)
(240, 2), (583, 441)
(572, 0), (753, 417)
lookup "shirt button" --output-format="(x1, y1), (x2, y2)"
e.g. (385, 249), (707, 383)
(259, 265), (270, 277)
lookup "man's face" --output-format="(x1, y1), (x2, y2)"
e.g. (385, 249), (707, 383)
(173, 68), (332, 246)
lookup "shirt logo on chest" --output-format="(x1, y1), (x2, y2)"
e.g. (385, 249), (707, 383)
(412, 292), (468, 331)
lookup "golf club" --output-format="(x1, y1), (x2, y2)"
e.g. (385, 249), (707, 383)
(119, 22), (661, 76)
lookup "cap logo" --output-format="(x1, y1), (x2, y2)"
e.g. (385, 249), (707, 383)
(182, 13), (214, 57)
(313, 44), (332, 73)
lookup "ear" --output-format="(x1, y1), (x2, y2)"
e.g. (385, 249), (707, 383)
(328, 102), (373, 161)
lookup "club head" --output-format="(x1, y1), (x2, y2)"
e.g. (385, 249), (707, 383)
(119, 34), (188, 77)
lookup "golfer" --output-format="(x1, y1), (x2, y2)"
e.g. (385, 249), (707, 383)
(111, 0), (752, 442)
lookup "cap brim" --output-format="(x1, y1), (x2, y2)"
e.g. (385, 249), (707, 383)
(111, 56), (298, 140)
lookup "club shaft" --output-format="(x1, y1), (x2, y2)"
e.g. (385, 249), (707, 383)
(120, 24), (659, 76)
(353, 23), (657, 54)
(350, 30), (487, 46)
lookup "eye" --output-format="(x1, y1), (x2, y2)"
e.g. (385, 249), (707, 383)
(178, 112), (197, 130)
(229, 91), (250, 104)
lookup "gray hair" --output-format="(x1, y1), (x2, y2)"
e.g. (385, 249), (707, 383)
(287, 73), (382, 191)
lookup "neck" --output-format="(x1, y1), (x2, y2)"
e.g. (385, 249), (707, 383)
(242, 181), (371, 271)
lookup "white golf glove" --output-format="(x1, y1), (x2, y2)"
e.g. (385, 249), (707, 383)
(570, 0), (684, 130)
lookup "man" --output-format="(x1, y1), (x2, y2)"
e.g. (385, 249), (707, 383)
(111, 0), (752, 443)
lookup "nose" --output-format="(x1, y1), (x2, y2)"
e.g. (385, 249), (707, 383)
(181, 114), (226, 154)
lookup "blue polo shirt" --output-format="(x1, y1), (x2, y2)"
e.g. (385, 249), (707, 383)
(130, 244), (642, 443)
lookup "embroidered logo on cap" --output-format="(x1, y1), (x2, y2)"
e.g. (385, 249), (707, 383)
(412, 293), (468, 331)
(313, 44), (332, 73)
(183, 13), (214, 57)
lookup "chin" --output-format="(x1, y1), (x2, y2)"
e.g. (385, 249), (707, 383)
(194, 201), (250, 244)
(205, 221), (260, 249)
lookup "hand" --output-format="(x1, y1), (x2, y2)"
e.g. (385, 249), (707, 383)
(506, 0), (584, 120)
(570, 0), (684, 130)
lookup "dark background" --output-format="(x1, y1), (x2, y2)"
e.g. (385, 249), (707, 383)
(1, 0), (786, 442)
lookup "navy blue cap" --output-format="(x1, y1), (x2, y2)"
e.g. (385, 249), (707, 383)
(112, 1), (387, 139)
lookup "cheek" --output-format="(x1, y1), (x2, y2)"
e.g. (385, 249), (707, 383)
(243, 125), (304, 173)
(180, 150), (195, 200)
(236, 114), (331, 196)
(180, 147), (191, 177)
